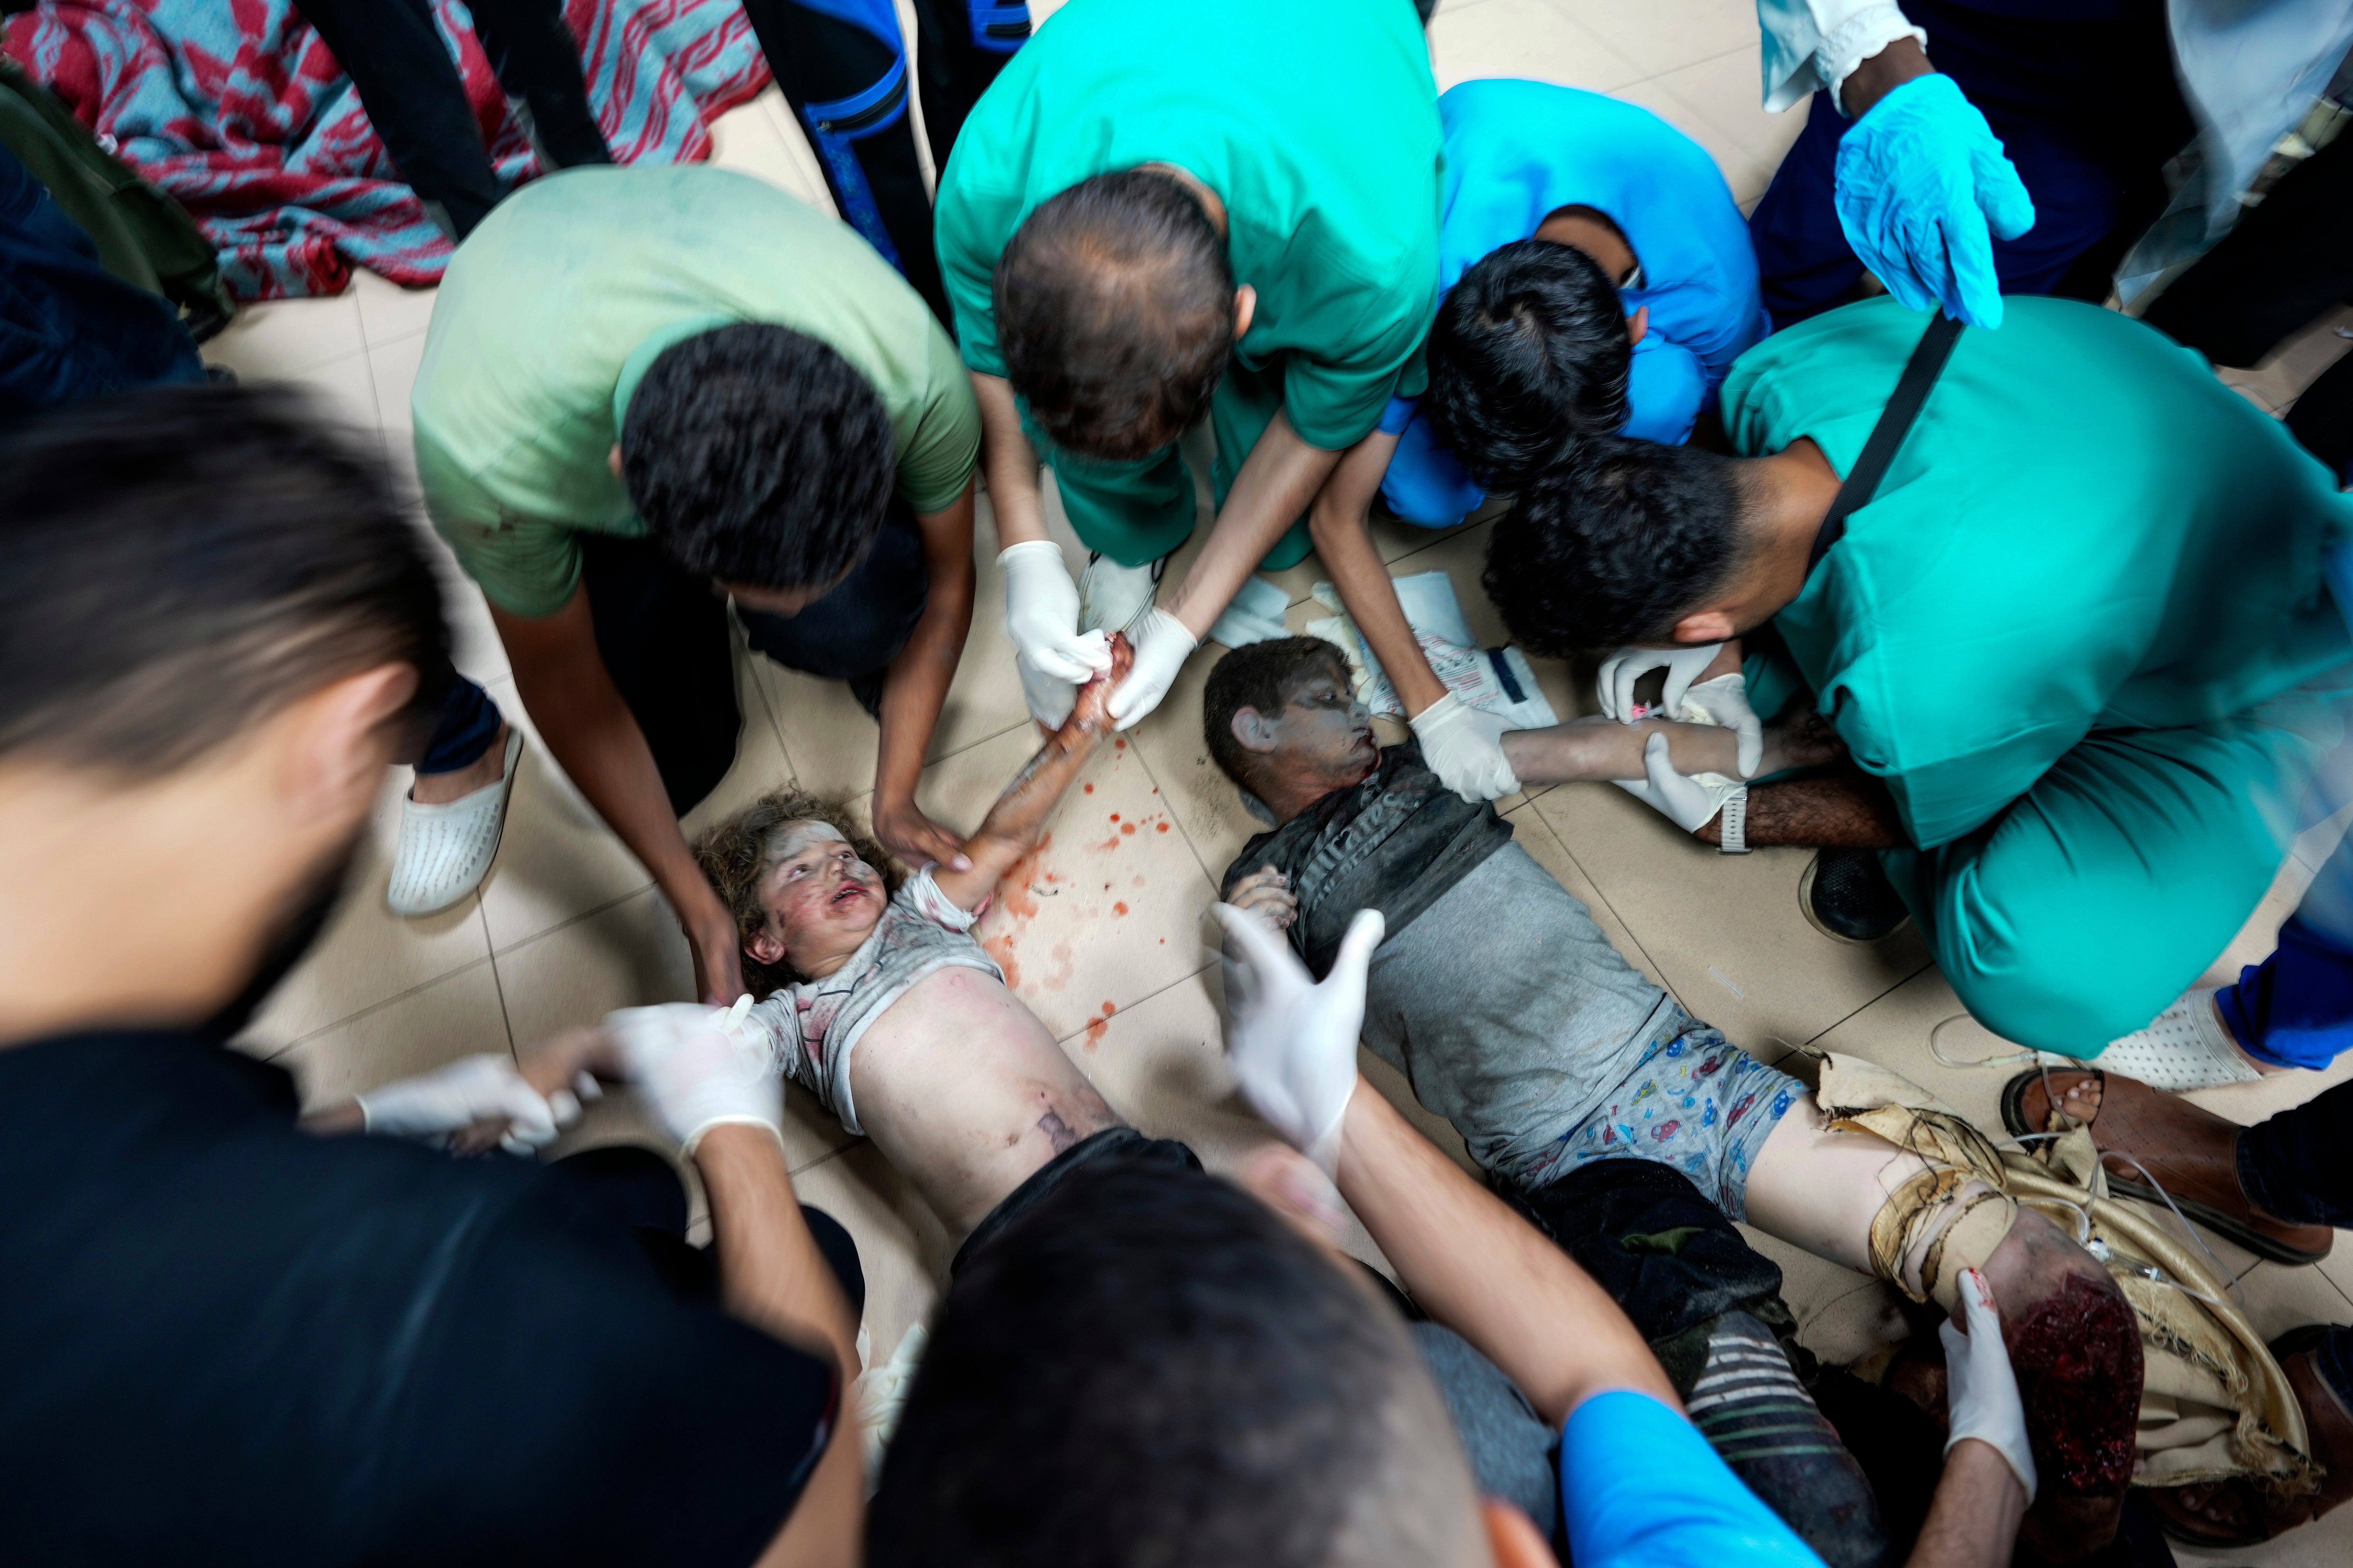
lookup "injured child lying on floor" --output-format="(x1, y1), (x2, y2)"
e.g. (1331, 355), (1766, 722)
(1204, 636), (2318, 1563)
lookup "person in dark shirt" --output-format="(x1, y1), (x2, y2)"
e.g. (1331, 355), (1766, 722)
(0, 387), (864, 1567)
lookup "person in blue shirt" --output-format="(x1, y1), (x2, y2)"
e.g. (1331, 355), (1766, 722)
(1307, 79), (1769, 807)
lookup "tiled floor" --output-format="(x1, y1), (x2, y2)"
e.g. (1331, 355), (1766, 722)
(216, 3), (2351, 1559)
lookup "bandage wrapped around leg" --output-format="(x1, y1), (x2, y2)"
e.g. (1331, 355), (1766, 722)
(1815, 1054), (2317, 1500)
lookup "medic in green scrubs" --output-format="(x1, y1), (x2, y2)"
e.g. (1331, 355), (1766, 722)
(934, 0), (1441, 732)
(1482, 295), (2353, 1056)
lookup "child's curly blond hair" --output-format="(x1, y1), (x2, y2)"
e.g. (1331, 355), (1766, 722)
(692, 787), (905, 1000)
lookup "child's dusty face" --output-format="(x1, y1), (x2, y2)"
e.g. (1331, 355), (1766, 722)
(752, 820), (886, 972)
(1260, 661), (1378, 786)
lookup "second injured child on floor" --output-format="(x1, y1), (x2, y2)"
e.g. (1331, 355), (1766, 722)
(1203, 635), (2329, 1561)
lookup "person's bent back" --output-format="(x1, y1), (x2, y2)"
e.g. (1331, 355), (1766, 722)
(0, 389), (849, 1566)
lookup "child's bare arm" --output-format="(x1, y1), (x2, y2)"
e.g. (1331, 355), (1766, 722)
(1502, 708), (1846, 789)
(931, 634), (1134, 911)
(1500, 715), (1742, 785)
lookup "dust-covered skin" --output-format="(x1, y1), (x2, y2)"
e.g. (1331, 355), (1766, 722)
(733, 646), (1138, 1240)
(847, 965), (1120, 1236)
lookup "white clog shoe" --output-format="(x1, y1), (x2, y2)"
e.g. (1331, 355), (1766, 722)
(387, 728), (524, 916)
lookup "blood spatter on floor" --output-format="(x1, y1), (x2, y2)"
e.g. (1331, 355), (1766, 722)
(1156, 821), (1170, 832)
(1084, 1016), (1110, 1049)
(1083, 783), (1094, 793)
(1100, 1001), (1116, 1015)
(1121, 823), (1136, 836)
(1113, 901), (1128, 916)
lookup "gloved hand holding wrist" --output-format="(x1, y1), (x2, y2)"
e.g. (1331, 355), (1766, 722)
(357, 1053), (580, 1155)
(1410, 692), (1520, 802)
(1106, 608), (1197, 731)
(1940, 1267), (2038, 1505)
(1834, 73), (2034, 330)
(1213, 902), (1384, 1176)
(1681, 672), (1764, 778)
(1598, 644), (1723, 725)
(1000, 541), (1112, 725)
(607, 996), (783, 1157)
(1613, 731), (1744, 835)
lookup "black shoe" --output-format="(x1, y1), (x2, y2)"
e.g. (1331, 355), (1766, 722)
(1803, 849), (1909, 943)
(847, 669), (886, 720)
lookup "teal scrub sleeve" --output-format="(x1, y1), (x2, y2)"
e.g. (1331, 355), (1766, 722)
(1559, 1390), (1825, 1568)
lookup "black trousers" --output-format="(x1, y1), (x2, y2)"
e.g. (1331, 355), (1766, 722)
(2141, 132), (2353, 481)
(740, 0), (1027, 328)
(546, 1145), (866, 1312)
(576, 503), (929, 815)
(295, 0), (612, 240)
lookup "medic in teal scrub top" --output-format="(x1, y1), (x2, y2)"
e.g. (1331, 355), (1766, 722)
(1382, 79), (1770, 529)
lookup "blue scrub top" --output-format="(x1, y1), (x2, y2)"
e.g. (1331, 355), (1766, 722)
(1560, 1391), (1824, 1568)
(1380, 79), (1770, 527)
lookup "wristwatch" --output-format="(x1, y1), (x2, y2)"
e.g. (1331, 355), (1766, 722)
(1717, 786), (1751, 854)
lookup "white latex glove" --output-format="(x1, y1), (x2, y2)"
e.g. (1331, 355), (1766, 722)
(356, 1053), (582, 1155)
(1597, 644), (1725, 723)
(1014, 645), (1081, 728)
(607, 996), (782, 1157)
(1940, 1267), (2037, 1505)
(1682, 672), (1764, 778)
(1409, 692), (1521, 802)
(1000, 540), (1113, 686)
(1106, 608), (1197, 731)
(1612, 731), (1742, 834)
(1212, 901), (1385, 1175)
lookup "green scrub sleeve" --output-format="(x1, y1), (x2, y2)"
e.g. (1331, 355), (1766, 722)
(415, 428), (585, 620)
(937, 183), (1010, 381)
(1279, 293), (1431, 452)
(898, 318), (984, 515)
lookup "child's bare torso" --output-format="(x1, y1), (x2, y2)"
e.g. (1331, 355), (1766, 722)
(844, 965), (1122, 1236)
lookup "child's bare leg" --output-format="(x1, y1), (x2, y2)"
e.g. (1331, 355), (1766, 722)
(1745, 1097), (2139, 1559)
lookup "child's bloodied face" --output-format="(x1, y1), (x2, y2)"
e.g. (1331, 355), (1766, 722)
(1252, 655), (1379, 791)
(750, 820), (887, 972)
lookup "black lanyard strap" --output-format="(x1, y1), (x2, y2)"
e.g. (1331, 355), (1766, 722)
(1807, 312), (1965, 574)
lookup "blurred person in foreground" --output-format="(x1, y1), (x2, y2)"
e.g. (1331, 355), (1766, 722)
(0, 388), (865, 1567)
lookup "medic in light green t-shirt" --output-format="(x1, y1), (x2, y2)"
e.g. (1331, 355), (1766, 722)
(934, 0), (1442, 732)
(408, 166), (982, 1003)
(1481, 296), (2353, 1058)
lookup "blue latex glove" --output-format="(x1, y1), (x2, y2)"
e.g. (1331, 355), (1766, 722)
(1834, 74), (2034, 329)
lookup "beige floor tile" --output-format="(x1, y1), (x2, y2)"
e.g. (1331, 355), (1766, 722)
(497, 884), (695, 1035)
(1541, 0), (1756, 80)
(913, 488), (1039, 762)
(1427, 0), (1646, 94)
(280, 347), (385, 438)
(678, 655), (800, 845)
(275, 961), (512, 1108)
(912, 723), (1220, 1041)
(348, 267), (439, 347)
(1611, 73), (1780, 210)
(475, 688), (661, 951)
(1531, 782), (1931, 1055)
(201, 288), (366, 379)
(237, 770), (495, 1051)
(709, 85), (835, 212)
(370, 332), (427, 437)
(1122, 639), (1271, 886)
(1804, 968), (2026, 1129)
(760, 660), (884, 799)
(792, 1142), (956, 1370)
(1653, 43), (1809, 175)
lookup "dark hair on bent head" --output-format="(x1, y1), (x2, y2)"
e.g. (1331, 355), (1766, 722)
(995, 169), (1235, 462)
(1201, 636), (1353, 794)
(0, 384), (449, 775)
(870, 1159), (1473, 1568)
(693, 786), (904, 999)
(1427, 236), (1631, 491)
(1483, 435), (1749, 655)
(622, 323), (896, 592)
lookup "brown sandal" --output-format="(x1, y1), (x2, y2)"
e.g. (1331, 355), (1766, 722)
(2000, 1068), (2332, 1266)
(2145, 1326), (2353, 1546)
